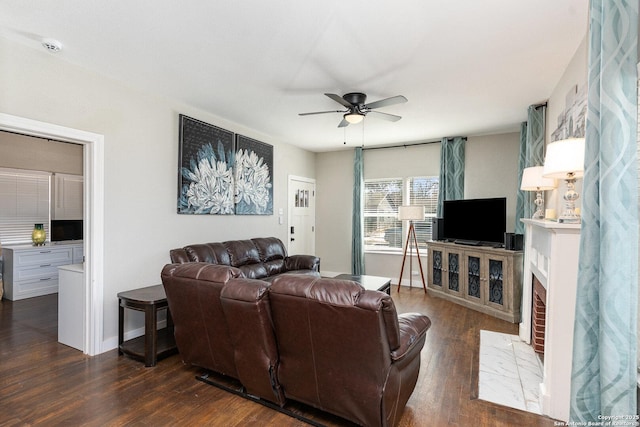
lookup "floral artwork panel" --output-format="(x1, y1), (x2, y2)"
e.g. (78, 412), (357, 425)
(177, 115), (235, 214)
(235, 135), (273, 215)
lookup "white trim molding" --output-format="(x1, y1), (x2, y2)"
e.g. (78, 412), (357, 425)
(0, 113), (105, 356)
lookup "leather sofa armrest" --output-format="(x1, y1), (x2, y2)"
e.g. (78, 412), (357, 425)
(390, 313), (432, 362)
(285, 255), (320, 272)
(161, 262), (243, 283)
(169, 248), (190, 263)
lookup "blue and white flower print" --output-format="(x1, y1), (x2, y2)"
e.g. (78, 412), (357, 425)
(234, 148), (272, 214)
(178, 142), (235, 214)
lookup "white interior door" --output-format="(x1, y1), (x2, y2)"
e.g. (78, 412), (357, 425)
(288, 176), (316, 255)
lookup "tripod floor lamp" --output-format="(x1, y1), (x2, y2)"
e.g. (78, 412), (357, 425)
(396, 205), (427, 293)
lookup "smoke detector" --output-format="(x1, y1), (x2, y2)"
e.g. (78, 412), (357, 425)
(41, 38), (62, 53)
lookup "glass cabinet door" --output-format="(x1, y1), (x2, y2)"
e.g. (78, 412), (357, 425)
(430, 248), (443, 288)
(465, 253), (482, 301)
(445, 251), (463, 296)
(485, 256), (507, 311)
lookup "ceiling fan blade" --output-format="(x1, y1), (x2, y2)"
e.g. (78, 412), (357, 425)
(364, 95), (408, 110)
(367, 111), (402, 122)
(338, 118), (350, 128)
(299, 110), (344, 116)
(325, 93), (354, 108)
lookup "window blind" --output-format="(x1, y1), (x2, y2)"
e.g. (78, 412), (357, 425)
(0, 168), (51, 245)
(363, 176), (440, 251)
(364, 178), (403, 250)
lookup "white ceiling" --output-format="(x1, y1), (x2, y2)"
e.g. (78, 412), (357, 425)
(0, 1), (588, 152)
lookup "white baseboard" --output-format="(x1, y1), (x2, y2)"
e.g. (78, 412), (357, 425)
(102, 319), (168, 353)
(397, 277), (427, 288)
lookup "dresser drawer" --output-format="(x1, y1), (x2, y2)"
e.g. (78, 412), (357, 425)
(12, 263), (64, 282)
(12, 247), (73, 267)
(9, 277), (59, 300)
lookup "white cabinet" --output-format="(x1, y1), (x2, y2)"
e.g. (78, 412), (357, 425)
(2, 243), (83, 300)
(53, 173), (83, 220)
(58, 263), (85, 351)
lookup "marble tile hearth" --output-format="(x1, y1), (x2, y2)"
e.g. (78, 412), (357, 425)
(478, 330), (543, 414)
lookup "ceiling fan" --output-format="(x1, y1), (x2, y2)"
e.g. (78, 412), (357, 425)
(299, 92), (408, 127)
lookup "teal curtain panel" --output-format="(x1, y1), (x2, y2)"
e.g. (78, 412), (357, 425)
(352, 147), (365, 275)
(515, 122), (528, 234)
(515, 105), (546, 233)
(570, 0), (638, 421)
(436, 137), (466, 218)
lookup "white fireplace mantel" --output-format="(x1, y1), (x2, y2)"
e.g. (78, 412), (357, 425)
(520, 219), (581, 422)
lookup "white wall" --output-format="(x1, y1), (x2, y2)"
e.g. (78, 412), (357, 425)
(315, 133), (520, 282)
(545, 36), (588, 212)
(0, 36), (316, 350)
(465, 132), (521, 232)
(315, 150), (354, 274)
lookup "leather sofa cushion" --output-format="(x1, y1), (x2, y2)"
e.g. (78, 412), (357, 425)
(184, 243), (230, 265)
(224, 239), (261, 267)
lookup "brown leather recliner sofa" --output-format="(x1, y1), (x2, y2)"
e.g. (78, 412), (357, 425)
(161, 262), (432, 427)
(169, 237), (320, 280)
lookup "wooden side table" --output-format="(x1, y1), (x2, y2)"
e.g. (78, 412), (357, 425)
(118, 284), (177, 367)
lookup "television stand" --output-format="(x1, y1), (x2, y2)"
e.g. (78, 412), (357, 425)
(426, 241), (523, 323)
(453, 239), (481, 246)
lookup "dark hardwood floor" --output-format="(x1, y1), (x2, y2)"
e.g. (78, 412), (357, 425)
(0, 287), (558, 426)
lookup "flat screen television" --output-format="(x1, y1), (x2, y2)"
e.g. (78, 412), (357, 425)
(442, 197), (506, 246)
(51, 219), (83, 242)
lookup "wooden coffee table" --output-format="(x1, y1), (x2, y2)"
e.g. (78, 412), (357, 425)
(333, 274), (392, 295)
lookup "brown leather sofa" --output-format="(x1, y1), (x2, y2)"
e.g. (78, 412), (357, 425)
(169, 237), (320, 280)
(161, 262), (286, 405)
(161, 264), (431, 427)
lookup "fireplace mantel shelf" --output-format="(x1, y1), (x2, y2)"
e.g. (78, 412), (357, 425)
(521, 218), (581, 230)
(520, 218), (581, 423)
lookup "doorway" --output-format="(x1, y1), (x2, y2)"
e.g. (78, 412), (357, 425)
(288, 175), (316, 255)
(0, 113), (104, 356)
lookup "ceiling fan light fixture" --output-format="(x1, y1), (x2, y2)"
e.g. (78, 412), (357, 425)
(344, 112), (364, 124)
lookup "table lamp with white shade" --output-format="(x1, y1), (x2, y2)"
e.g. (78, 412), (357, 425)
(520, 166), (557, 219)
(542, 137), (586, 223)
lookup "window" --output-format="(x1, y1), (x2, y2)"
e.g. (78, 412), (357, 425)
(364, 176), (439, 252)
(0, 168), (51, 245)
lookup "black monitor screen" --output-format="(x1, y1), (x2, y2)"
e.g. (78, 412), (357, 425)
(442, 197), (506, 245)
(51, 219), (83, 241)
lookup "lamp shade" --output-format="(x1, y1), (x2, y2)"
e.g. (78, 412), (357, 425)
(520, 166), (557, 191)
(542, 138), (585, 179)
(344, 112), (364, 124)
(398, 205), (425, 221)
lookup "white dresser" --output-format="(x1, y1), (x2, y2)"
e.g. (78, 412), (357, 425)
(2, 242), (84, 300)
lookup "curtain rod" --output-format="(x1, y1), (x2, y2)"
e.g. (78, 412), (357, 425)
(362, 139), (441, 151)
(362, 136), (469, 151)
